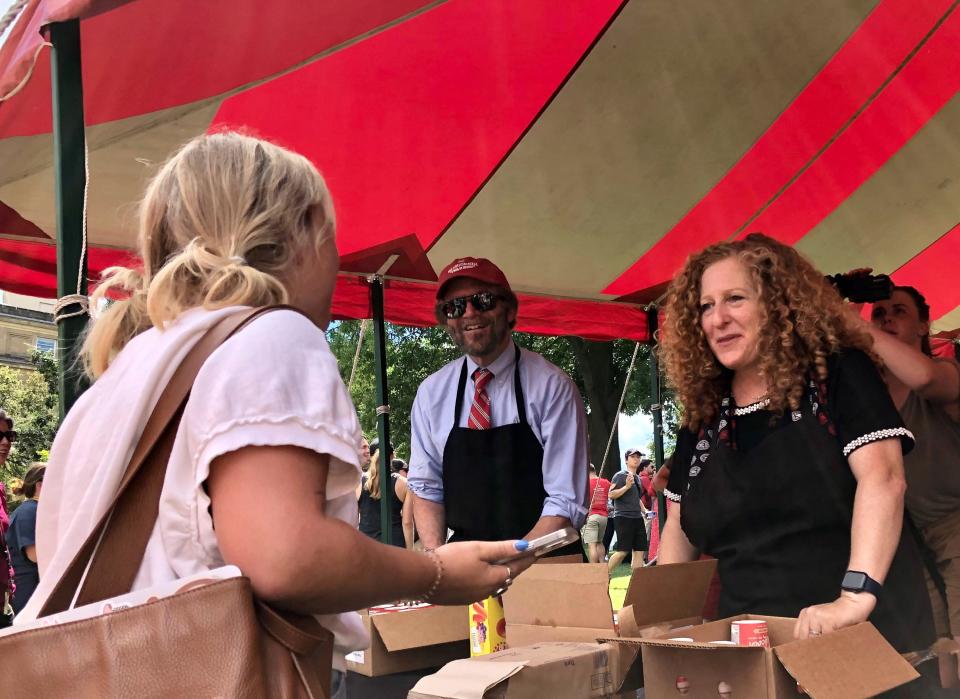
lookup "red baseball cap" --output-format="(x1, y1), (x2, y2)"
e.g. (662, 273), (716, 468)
(435, 257), (512, 298)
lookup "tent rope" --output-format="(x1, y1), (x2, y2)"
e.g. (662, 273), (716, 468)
(54, 139), (90, 324)
(0, 0), (28, 38)
(347, 319), (368, 390)
(589, 341), (642, 510)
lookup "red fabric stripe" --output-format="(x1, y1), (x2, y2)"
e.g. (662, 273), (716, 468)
(1, 1), (438, 138)
(0, 239), (137, 297)
(213, 0), (624, 260)
(890, 221), (960, 323)
(604, 0), (956, 297)
(331, 276), (651, 342)
(0, 240), (650, 341)
(743, 7), (960, 245)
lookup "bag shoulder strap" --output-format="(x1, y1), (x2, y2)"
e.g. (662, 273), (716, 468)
(40, 306), (298, 616)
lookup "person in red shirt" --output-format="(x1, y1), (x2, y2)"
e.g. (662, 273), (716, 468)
(638, 458), (657, 543)
(638, 459), (656, 509)
(582, 464), (612, 563)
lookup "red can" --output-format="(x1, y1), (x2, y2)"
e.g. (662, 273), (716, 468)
(731, 619), (770, 648)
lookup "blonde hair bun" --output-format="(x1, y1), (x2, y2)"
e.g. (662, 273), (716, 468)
(81, 132), (336, 379)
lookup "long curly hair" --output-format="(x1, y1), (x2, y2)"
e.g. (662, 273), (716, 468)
(661, 233), (874, 429)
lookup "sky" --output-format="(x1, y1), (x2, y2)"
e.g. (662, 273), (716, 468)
(617, 411), (653, 461)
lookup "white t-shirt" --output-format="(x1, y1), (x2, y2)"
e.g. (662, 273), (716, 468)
(16, 306), (369, 668)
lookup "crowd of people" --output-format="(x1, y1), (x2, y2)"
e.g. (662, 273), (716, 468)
(0, 132), (955, 697)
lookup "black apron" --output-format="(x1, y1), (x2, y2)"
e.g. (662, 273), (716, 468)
(442, 346), (583, 558)
(680, 382), (934, 653)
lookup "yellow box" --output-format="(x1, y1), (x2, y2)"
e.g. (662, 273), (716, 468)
(469, 596), (507, 656)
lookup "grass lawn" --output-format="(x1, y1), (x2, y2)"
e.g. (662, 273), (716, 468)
(608, 561), (632, 610)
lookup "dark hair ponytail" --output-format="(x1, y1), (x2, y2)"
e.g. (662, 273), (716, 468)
(894, 286), (932, 356)
(12, 463), (45, 499)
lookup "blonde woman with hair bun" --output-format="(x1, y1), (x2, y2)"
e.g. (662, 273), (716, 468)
(18, 132), (533, 694)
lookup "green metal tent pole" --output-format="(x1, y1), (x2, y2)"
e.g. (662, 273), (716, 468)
(647, 307), (668, 534)
(369, 275), (394, 545)
(49, 19), (90, 418)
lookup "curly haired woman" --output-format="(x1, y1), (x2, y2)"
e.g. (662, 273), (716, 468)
(657, 234), (934, 668)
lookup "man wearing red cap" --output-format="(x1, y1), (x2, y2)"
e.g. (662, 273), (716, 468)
(408, 258), (589, 554)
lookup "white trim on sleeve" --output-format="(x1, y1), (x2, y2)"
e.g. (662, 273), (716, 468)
(663, 488), (682, 503)
(842, 427), (914, 457)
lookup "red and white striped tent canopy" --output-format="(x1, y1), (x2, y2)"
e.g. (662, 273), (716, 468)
(1, 0), (959, 346)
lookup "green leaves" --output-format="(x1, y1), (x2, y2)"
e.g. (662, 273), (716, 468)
(327, 321), (460, 458)
(0, 351), (59, 491)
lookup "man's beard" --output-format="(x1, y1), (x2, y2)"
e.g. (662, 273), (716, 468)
(449, 312), (509, 359)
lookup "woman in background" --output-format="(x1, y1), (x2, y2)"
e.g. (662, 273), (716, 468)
(865, 284), (960, 645)
(0, 409), (15, 627)
(7, 463), (44, 615)
(357, 440), (406, 547)
(392, 458), (417, 549)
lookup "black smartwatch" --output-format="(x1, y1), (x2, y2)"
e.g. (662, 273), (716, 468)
(841, 570), (883, 597)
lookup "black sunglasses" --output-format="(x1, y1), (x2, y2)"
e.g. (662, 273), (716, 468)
(0, 430), (17, 443)
(438, 292), (504, 319)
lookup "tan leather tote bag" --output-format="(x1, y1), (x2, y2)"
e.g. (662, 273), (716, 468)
(0, 307), (333, 698)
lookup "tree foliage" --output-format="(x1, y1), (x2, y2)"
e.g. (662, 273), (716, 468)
(327, 321), (679, 473)
(0, 351), (59, 489)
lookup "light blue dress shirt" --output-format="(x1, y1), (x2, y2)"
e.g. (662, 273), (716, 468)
(408, 340), (589, 528)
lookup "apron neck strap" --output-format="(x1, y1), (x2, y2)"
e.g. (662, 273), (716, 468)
(513, 344), (526, 424)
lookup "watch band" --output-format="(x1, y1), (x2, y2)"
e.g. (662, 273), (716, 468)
(841, 570), (883, 597)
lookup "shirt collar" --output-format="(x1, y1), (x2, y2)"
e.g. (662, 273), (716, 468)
(466, 339), (517, 382)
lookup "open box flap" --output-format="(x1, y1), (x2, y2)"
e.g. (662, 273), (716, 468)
(623, 559), (717, 627)
(409, 658), (525, 699)
(616, 604), (701, 639)
(480, 642), (639, 699)
(774, 623), (918, 699)
(502, 563), (614, 631)
(371, 604), (468, 652)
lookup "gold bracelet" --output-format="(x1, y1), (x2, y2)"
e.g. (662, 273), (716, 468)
(421, 550), (444, 603)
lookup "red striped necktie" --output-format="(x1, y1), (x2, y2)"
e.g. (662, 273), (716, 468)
(467, 368), (494, 430)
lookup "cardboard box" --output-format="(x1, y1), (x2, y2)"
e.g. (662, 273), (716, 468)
(408, 640), (640, 699)
(502, 560), (717, 647)
(346, 603), (469, 677)
(909, 637), (960, 689)
(620, 614), (919, 698)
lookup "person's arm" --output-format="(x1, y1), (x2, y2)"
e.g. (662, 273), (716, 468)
(535, 372), (590, 531)
(209, 445), (534, 612)
(14, 504), (38, 563)
(608, 474), (633, 500)
(407, 384), (449, 549)
(397, 478), (416, 549)
(658, 501), (699, 564)
(867, 323), (960, 405)
(794, 438), (905, 639)
(411, 497), (447, 550)
(651, 463), (672, 494)
(524, 515), (574, 542)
